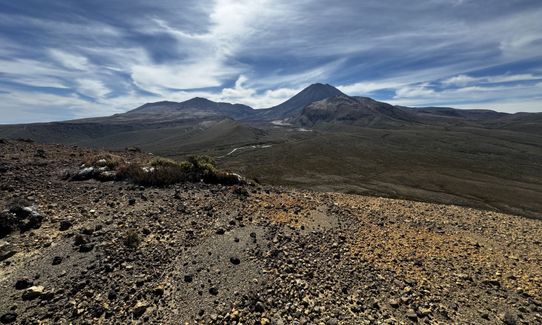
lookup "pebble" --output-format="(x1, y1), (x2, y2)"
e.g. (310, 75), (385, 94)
(0, 312), (17, 324)
(22, 286), (44, 300)
(15, 279), (33, 290)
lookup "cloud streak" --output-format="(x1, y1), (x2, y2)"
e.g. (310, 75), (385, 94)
(0, 0), (541, 123)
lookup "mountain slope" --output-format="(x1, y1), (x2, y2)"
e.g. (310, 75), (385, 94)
(295, 95), (416, 127)
(252, 83), (345, 121)
(80, 97), (256, 124)
(1, 139), (541, 324)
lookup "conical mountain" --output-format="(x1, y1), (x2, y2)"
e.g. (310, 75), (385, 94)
(254, 83), (346, 121)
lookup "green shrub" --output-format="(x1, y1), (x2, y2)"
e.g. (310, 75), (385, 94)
(115, 155), (242, 187)
(84, 153), (124, 169)
(149, 157), (179, 168)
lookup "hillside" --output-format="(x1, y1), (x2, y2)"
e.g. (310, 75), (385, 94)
(251, 83), (346, 122)
(1, 84), (542, 219)
(0, 140), (541, 324)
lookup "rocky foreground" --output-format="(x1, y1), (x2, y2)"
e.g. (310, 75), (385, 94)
(0, 139), (541, 324)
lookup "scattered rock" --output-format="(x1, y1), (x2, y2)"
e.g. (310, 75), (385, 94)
(255, 301), (265, 313)
(52, 256), (63, 265)
(209, 287), (219, 295)
(132, 300), (149, 318)
(79, 243), (94, 253)
(153, 285), (165, 296)
(326, 318), (338, 325)
(59, 220), (72, 231)
(15, 278), (33, 290)
(73, 234), (88, 246)
(406, 309), (418, 321)
(0, 241), (16, 261)
(418, 307), (432, 317)
(229, 256), (241, 265)
(22, 286), (44, 301)
(0, 312), (17, 324)
(389, 298), (400, 308)
(502, 311), (517, 325)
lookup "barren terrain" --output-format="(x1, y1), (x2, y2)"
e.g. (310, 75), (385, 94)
(1, 139), (541, 324)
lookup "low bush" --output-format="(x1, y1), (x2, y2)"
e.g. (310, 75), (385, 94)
(117, 155), (243, 187)
(126, 146), (142, 153)
(84, 153), (124, 169)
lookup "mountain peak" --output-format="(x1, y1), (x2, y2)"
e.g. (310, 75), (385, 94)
(183, 97), (216, 105)
(301, 83), (343, 95)
(256, 83), (345, 120)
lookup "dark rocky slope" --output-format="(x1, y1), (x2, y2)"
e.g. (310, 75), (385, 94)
(0, 140), (541, 324)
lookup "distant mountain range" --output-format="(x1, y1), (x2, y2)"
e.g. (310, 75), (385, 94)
(10, 82), (536, 130)
(1, 83), (542, 219)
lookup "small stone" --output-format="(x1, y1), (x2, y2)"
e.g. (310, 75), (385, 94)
(418, 307), (431, 317)
(22, 285), (44, 300)
(209, 287), (219, 295)
(79, 243), (94, 253)
(128, 198), (136, 205)
(215, 228), (225, 235)
(502, 311), (517, 325)
(260, 317), (270, 325)
(15, 278), (33, 290)
(52, 256), (63, 265)
(132, 300), (148, 318)
(389, 298), (400, 308)
(327, 318), (338, 325)
(73, 234), (88, 246)
(0, 241), (16, 261)
(153, 285), (164, 296)
(108, 290), (117, 300)
(0, 312), (17, 324)
(255, 301), (265, 313)
(59, 220), (72, 231)
(230, 257), (241, 265)
(184, 275), (193, 283)
(406, 309), (418, 320)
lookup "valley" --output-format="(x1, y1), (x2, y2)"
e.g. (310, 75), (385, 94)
(1, 83), (541, 219)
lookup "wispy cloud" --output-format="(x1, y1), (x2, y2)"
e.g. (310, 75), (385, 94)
(0, 0), (541, 122)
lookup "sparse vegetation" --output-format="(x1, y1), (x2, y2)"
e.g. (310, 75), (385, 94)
(126, 146), (142, 153)
(117, 155), (243, 187)
(84, 153), (125, 169)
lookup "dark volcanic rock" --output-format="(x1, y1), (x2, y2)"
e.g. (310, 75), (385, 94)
(52, 256), (63, 265)
(0, 312), (17, 324)
(15, 278), (33, 290)
(0, 241), (16, 261)
(59, 220), (72, 231)
(78, 243), (94, 253)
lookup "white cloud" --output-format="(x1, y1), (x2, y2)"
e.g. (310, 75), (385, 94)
(441, 74), (478, 86)
(394, 83), (435, 98)
(338, 81), (405, 95)
(76, 79), (110, 98)
(442, 73), (542, 86)
(215, 75), (300, 108)
(131, 0), (273, 92)
(49, 49), (89, 71)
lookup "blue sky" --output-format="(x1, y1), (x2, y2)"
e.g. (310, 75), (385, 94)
(0, 0), (541, 123)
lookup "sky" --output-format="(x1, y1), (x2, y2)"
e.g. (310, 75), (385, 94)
(0, 0), (541, 123)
